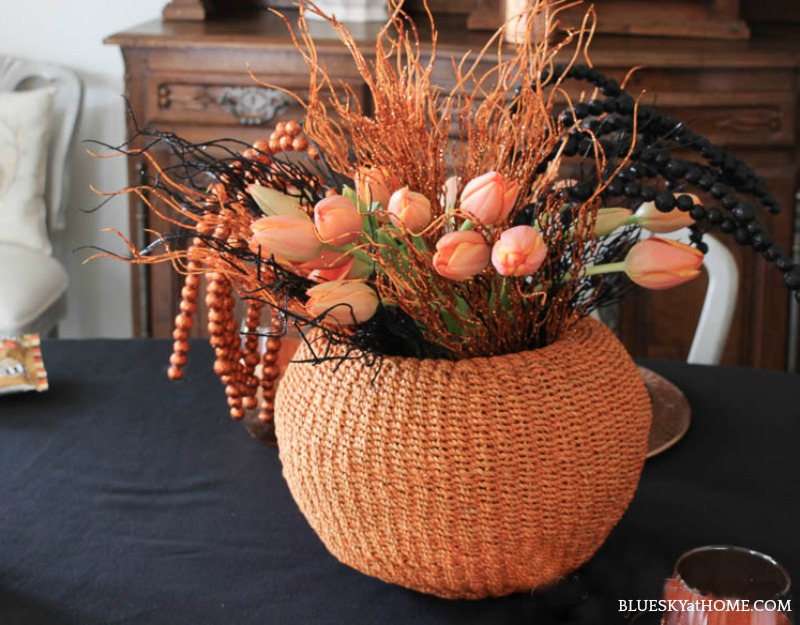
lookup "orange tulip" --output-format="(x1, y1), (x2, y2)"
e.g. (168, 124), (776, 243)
(433, 230), (491, 281)
(491, 226), (548, 277)
(624, 238), (703, 290)
(594, 207), (633, 236)
(387, 187), (433, 233)
(355, 166), (393, 209)
(251, 214), (323, 263)
(314, 195), (363, 246)
(305, 280), (379, 325)
(459, 171), (520, 226)
(308, 255), (373, 282)
(308, 259), (353, 283)
(300, 247), (351, 271)
(633, 196), (697, 234)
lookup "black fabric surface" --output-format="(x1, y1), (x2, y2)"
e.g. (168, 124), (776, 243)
(0, 339), (798, 625)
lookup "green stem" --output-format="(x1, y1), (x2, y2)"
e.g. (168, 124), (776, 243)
(499, 278), (511, 310)
(459, 220), (474, 232)
(583, 261), (626, 277)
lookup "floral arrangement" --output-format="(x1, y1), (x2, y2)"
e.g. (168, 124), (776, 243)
(93, 0), (798, 424)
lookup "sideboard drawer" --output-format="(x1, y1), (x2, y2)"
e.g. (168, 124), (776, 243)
(430, 60), (795, 148)
(145, 71), (366, 128)
(636, 91), (795, 148)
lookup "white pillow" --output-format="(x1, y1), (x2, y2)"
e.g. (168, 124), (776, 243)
(0, 87), (55, 255)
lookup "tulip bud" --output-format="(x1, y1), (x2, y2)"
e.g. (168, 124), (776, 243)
(314, 195), (363, 246)
(305, 280), (379, 325)
(355, 166), (393, 209)
(632, 195), (697, 234)
(308, 254), (373, 283)
(491, 226), (548, 277)
(251, 214), (323, 263)
(300, 248), (351, 271)
(248, 184), (308, 219)
(594, 208), (633, 236)
(441, 176), (459, 210)
(308, 258), (353, 283)
(387, 187), (433, 233)
(459, 171), (520, 226)
(433, 230), (491, 281)
(624, 237), (704, 290)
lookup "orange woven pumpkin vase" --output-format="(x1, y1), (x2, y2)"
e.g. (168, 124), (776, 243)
(274, 317), (652, 599)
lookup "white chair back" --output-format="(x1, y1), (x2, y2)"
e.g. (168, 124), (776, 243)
(645, 228), (739, 366)
(0, 56), (81, 335)
(592, 228), (739, 365)
(0, 55), (83, 234)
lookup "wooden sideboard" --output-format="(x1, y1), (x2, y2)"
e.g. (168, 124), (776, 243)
(106, 11), (800, 370)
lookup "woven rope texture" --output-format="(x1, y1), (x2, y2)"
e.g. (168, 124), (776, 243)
(275, 318), (652, 599)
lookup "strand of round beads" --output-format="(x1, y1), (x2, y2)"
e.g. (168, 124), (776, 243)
(238, 120), (317, 160)
(206, 261), (247, 420)
(240, 299), (264, 412)
(168, 220), (213, 381)
(259, 316), (284, 423)
(167, 264), (200, 381)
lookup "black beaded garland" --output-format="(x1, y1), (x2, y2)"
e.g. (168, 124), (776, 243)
(569, 181), (593, 201)
(734, 228), (752, 245)
(562, 134), (579, 157)
(665, 159), (688, 178)
(675, 195), (694, 212)
(764, 245), (783, 262)
(776, 256), (794, 272)
(654, 192), (676, 212)
(623, 182), (641, 198)
(783, 267), (800, 290)
(685, 166), (702, 183)
(689, 205), (707, 221)
(722, 194), (738, 210)
(697, 174), (715, 190)
(709, 183), (727, 199)
(587, 99), (605, 115)
(535, 62), (792, 299)
(572, 102), (590, 119)
(706, 208), (723, 225)
(732, 203), (756, 223)
(752, 232), (773, 252)
(640, 186), (657, 202)
(606, 178), (623, 197)
(746, 221), (763, 235)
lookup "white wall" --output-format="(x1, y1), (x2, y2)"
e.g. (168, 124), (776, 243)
(1, 1), (166, 337)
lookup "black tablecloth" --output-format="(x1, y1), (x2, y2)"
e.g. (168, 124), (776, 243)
(0, 340), (798, 624)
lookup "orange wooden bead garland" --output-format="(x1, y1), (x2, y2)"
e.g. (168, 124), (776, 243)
(240, 299), (264, 412)
(163, 129), (310, 428)
(258, 317), (284, 423)
(168, 258), (202, 381)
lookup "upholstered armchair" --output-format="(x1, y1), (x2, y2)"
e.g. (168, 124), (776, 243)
(0, 56), (82, 335)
